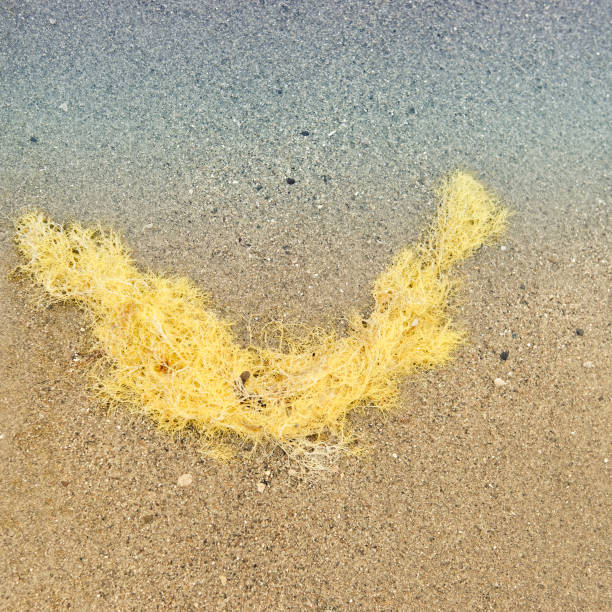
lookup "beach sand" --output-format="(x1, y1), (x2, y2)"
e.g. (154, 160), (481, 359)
(1, 1), (610, 609)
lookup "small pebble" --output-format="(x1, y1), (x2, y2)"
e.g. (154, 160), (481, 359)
(256, 482), (266, 493)
(575, 328), (584, 336)
(494, 377), (507, 387)
(286, 177), (296, 185)
(300, 130), (310, 136)
(583, 361), (594, 369)
(177, 473), (193, 487)
(500, 351), (509, 361)
(220, 575), (227, 586)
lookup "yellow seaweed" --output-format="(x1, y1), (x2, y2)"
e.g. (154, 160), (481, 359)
(14, 171), (508, 462)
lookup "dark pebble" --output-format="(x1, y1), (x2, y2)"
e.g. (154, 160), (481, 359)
(500, 351), (509, 361)
(286, 177), (296, 185)
(29, 136), (38, 143)
(408, 107), (416, 114)
(300, 130), (310, 136)
(575, 328), (584, 336)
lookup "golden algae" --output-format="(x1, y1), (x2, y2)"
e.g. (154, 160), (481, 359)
(14, 172), (508, 463)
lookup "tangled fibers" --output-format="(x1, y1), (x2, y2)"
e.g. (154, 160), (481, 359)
(14, 172), (509, 462)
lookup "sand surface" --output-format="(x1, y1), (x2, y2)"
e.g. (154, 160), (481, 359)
(1, 1), (610, 610)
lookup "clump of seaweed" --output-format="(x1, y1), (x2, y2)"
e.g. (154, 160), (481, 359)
(14, 172), (508, 463)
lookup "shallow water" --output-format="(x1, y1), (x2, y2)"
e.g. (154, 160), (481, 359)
(2, 1), (609, 220)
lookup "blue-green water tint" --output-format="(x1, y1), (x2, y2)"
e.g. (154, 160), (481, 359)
(1, 1), (609, 271)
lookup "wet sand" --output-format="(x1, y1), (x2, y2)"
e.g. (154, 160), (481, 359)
(1, 1), (610, 610)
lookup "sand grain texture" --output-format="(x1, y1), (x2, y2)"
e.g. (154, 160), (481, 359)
(1, 0), (610, 609)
